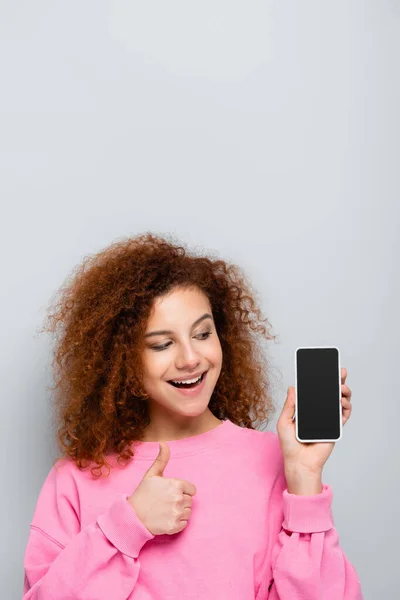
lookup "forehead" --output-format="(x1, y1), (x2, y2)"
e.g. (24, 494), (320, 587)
(146, 287), (211, 327)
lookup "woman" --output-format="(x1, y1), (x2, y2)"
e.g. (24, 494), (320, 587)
(22, 232), (363, 599)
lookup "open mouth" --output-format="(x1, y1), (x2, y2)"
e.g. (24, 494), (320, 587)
(168, 371), (207, 389)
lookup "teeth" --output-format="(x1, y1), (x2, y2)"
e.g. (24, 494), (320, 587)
(171, 374), (203, 385)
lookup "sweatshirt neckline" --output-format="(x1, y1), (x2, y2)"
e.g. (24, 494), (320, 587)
(131, 419), (236, 458)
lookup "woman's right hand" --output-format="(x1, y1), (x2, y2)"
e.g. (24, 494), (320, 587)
(127, 442), (197, 536)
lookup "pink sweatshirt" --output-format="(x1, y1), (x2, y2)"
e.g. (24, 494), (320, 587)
(22, 419), (363, 599)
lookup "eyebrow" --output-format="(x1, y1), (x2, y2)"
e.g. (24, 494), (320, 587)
(144, 313), (213, 338)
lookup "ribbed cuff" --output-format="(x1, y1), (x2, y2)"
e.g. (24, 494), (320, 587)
(97, 493), (155, 558)
(282, 483), (334, 533)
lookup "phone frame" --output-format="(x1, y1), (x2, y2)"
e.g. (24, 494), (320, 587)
(294, 346), (343, 443)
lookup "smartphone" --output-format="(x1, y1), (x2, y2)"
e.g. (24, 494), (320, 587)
(294, 346), (342, 443)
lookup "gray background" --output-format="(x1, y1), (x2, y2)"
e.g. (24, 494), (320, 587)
(1, 1), (399, 598)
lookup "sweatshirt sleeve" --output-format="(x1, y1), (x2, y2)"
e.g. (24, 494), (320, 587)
(22, 462), (155, 599)
(260, 471), (363, 600)
(254, 433), (363, 600)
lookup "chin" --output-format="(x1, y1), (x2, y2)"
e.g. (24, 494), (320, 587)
(174, 397), (211, 415)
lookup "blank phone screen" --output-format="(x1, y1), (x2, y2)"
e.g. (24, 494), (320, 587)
(296, 347), (341, 441)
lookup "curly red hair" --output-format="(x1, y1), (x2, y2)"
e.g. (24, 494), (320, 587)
(40, 232), (281, 478)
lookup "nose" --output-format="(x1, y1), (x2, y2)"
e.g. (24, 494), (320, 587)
(175, 341), (201, 371)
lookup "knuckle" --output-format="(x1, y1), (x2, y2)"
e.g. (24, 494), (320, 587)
(173, 508), (182, 522)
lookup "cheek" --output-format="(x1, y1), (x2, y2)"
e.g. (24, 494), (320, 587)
(209, 338), (223, 367)
(143, 352), (169, 381)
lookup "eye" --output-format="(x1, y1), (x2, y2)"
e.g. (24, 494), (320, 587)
(151, 331), (212, 352)
(196, 331), (212, 340)
(152, 342), (172, 352)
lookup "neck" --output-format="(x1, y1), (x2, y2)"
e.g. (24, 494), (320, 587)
(140, 411), (222, 442)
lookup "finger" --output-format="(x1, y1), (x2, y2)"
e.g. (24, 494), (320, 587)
(341, 367), (347, 384)
(281, 386), (296, 422)
(342, 404), (352, 425)
(341, 384), (352, 398)
(341, 397), (351, 409)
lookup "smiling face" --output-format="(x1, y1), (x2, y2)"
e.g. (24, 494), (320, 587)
(140, 285), (223, 441)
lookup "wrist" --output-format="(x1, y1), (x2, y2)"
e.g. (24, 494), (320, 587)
(285, 468), (323, 496)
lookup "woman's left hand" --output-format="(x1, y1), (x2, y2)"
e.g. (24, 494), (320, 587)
(277, 368), (352, 479)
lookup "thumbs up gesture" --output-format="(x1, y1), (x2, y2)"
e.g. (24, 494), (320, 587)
(127, 442), (197, 536)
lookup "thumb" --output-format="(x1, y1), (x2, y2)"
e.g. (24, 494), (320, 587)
(281, 386), (296, 421)
(144, 442), (171, 478)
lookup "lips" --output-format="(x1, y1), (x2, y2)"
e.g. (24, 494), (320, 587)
(166, 370), (208, 396)
(167, 370), (207, 385)
(168, 371), (206, 388)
